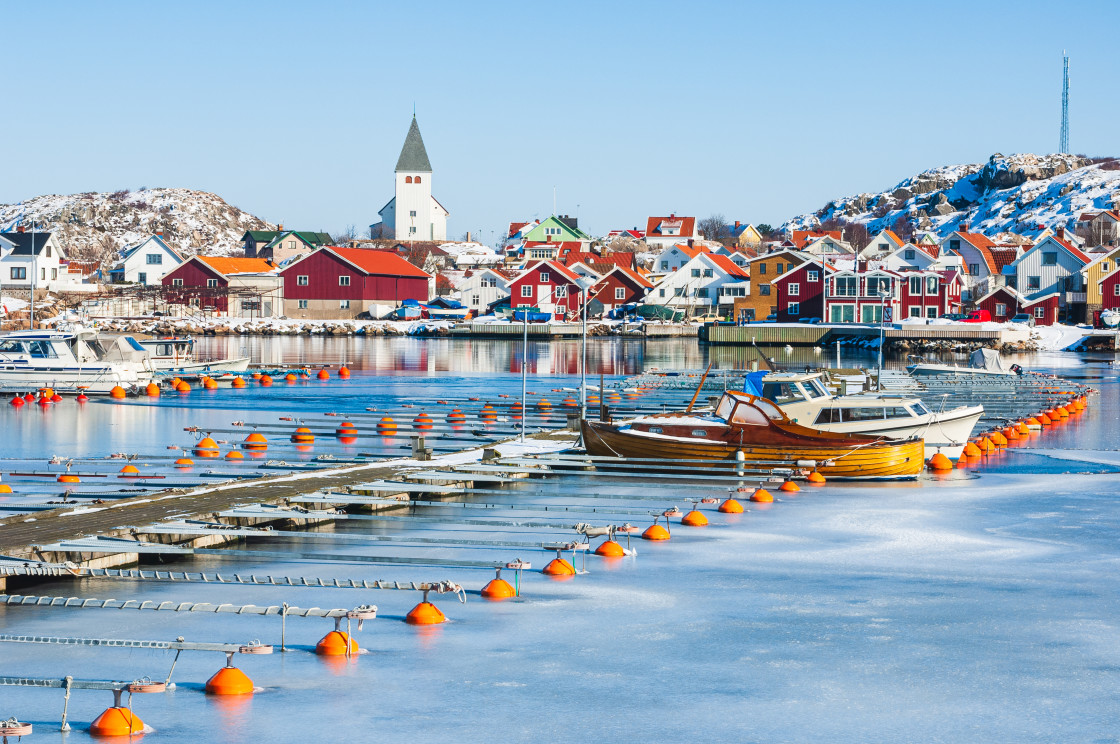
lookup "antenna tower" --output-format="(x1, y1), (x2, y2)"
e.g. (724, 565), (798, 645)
(1059, 52), (1070, 154)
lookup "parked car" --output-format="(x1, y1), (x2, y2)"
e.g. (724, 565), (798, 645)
(797, 317), (823, 324)
(765, 313), (777, 322)
(961, 310), (991, 323)
(939, 312), (969, 321)
(692, 313), (722, 323)
(1009, 313), (1035, 327)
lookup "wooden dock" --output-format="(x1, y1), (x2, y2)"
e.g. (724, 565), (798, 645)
(701, 323), (1033, 346)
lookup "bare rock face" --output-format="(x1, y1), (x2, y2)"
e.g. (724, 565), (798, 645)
(976, 153), (1090, 192)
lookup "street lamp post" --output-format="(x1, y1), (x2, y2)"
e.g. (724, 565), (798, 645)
(877, 287), (891, 391)
(576, 276), (596, 422)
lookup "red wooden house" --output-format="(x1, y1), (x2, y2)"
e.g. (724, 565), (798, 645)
(1099, 265), (1120, 311)
(279, 246), (432, 319)
(772, 258), (826, 322)
(162, 256), (278, 315)
(975, 285), (1059, 325)
(508, 260), (583, 320)
(899, 269), (963, 319)
(591, 265), (653, 311)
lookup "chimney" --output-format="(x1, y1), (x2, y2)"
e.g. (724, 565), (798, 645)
(466, 231), (471, 242)
(17, 225), (25, 233)
(1056, 227), (1065, 239)
(278, 223), (284, 231)
(735, 221), (741, 229)
(961, 222), (969, 232)
(687, 239), (694, 248)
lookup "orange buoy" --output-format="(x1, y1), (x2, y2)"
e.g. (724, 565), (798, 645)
(231, 376), (247, 388)
(145, 382), (160, 397)
(194, 436), (220, 457)
(537, 398), (552, 409)
(963, 441), (983, 457)
(338, 366), (351, 379)
(594, 539), (626, 557)
(225, 451), (244, 459)
(89, 706), (144, 737)
(109, 385), (127, 399)
(0, 484), (13, 493)
(447, 409), (466, 421)
(750, 487), (773, 503)
(990, 431), (1008, 447)
(481, 570), (517, 600)
(50, 393), (63, 402)
(22, 393), (34, 402)
(1025, 417), (1041, 429)
(336, 422), (359, 435)
(317, 369), (330, 380)
(1053, 406), (1069, 418)
(204, 377), (218, 390)
(956, 456), (969, 469)
(205, 665), (255, 695)
(1064, 403), (1078, 415)
(176, 381), (191, 393)
(285, 373), (297, 383)
(260, 374), (273, 386)
(479, 405), (497, 420)
(76, 393), (89, 402)
(561, 397), (577, 408)
(542, 557), (576, 575)
(413, 414), (434, 430)
(119, 464), (141, 476)
(927, 453), (954, 471)
(291, 427), (315, 443)
(315, 630), (359, 655)
(405, 601), (446, 625)
(9, 396), (24, 407)
(642, 523), (671, 541)
(718, 497), (744, 513)
(978, 437), (995, 453)
(779, 480), (801, 492)
(807, 471), (826, 484)
(1002, 426), (1019, 441)
(251, 372), (262, 380)
(57, 474), (80, 483)
(174, 458), (194, 467)
(243, 432), (268, 450)
(1038, 413), (1052, 426)
(377, 416), (397, 433)
(681, 509), (708, 526)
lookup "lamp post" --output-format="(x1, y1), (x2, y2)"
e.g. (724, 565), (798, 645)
(576, 276), (596, 421)
(877, 287), (891, 391)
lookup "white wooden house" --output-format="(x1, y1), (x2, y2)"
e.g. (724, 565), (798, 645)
(109, 235), (184, 285)
(651, 243), (701, 274)
(458, 268), (511, 314)
(859, 229), (905, 259)
(1003, 233), (1091, 312)
(876, 243), (938, 272)
(0, 230), (67, 292)
(646, 253), (749, 315)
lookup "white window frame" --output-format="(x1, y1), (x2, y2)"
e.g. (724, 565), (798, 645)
(171, 278), (183, 287)
(339, 275), (351, 286)
(297, 299), (308, 309)
(297, 275), (309, 286)
(787, 301), (799, 315)
(788, 283), (800, 296)
(520, 285), (533, 298)
(555, 285), (567, 298)
(340, 300), (351, 309)
(615, 287), (626, 300)
(807, 271), (818, 282)
(206, 278), (218, 288)
(1034, 306), (1045, 319)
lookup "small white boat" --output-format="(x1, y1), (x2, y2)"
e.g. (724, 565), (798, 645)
(753, 371), (983, 458)
(132, 337), (250, 374)
(1100, 309), (1120, 328)
(906, 349), (1023, 378)
(0, 327), (152, 394)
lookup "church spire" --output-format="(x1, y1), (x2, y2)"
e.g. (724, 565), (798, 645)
(395, 115), (432, 173)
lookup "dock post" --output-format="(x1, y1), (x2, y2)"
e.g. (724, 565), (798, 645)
(60, 675), (73, 732)
(281, 603), (288, 652)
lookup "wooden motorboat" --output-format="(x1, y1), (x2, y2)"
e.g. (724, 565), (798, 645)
(581, 391), (925, 480)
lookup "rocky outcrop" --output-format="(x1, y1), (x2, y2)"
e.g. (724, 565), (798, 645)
(975, 153), (1089, 192)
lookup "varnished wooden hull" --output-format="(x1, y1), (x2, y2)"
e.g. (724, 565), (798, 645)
(581, 419), (924, 480)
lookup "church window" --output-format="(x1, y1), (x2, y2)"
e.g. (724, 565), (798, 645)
(405, 176), (413, 184)
(414, 176), (421, 184)
(410, 211), (417, 217)
(409, 227), (417, 234)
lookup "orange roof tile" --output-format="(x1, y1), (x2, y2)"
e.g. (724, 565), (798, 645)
(705, 253), (749, 278)
(196, 256), (276, 276)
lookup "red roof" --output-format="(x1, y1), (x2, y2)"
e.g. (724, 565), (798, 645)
(1047, 236), (1092, 264)
(705, 253), (749, 279)
(1078, 210), (1120, 223)
(507, 221), (531, 238)
(791, 230), (842, 248)
(882, 230), (904, 245)
(563, 251), (636, 270)
(517, 259), (581, 285)
(608, 265), (654, 289)
(330, 247), (431, 278)
(646, 215), (698, 238)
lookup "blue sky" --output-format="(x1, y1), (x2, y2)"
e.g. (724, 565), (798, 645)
(5, 0), (1118, 243)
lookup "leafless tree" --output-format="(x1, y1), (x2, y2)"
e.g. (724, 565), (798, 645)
(699, 214), (729, 244)
(843, 221), (871, 251)
(369, 223), (393, 239)
(891, 214), (916, 242)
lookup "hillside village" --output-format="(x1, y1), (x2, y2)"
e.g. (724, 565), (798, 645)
(3, 120), (1120, 330)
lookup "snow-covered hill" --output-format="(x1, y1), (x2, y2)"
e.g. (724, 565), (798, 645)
(0, 188), (275, 260)
(782, 153), (1120, 239)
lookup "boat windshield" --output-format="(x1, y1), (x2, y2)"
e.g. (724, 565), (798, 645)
(0, 340), (27, 354)
(761, 382), (806, 404)
(802, 379), (830, 399)
(716, 395), (736, 420)
(728, 401), (772, 426)
(908, 401), (931, 416)
(27, 341), (58, 358)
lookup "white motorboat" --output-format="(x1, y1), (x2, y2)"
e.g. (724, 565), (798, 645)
(0, 328), (153, 395)
(752, 371), (983, 458)
(906, 349), (1023, 378)
(131, 337), (250, 374)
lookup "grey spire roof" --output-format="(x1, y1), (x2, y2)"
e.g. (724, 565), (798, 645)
(395, 116), (432, 173)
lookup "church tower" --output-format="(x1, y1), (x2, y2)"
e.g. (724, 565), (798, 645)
(380, 115), (448, 241)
